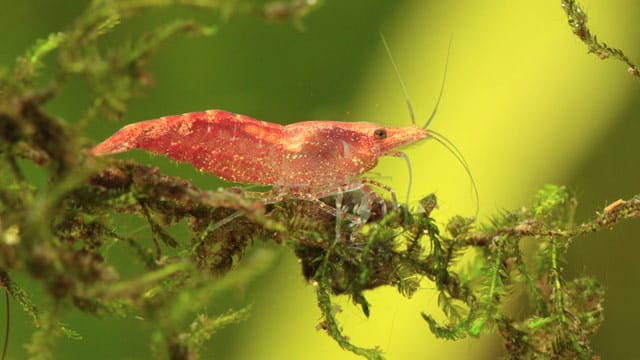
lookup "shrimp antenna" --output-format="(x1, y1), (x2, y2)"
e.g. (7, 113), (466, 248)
(379, 33), (416, 125)
(396, 152), (413, 206)
(429, 129), (480, 218)
(424, 35), (453, 130)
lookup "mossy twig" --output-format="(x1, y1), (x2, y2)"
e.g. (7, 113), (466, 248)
(561, 0), (640, 78)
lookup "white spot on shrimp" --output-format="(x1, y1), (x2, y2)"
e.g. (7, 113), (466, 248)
(232, 123), (238, 140)
(341, 140), (351, 158)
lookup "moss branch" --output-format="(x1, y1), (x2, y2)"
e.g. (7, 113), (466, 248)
(561, 0), (640, 78)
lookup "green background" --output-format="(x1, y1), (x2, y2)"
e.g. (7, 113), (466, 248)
(1, 1), (639, 359)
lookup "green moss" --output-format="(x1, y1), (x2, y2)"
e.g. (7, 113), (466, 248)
(562, 0), (640, 79)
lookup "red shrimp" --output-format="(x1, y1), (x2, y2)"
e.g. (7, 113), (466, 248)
(91, 110), (428, 195)
(91, 37), (478, 225)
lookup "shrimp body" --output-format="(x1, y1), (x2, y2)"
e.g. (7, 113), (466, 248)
(91, 110), (431, 193)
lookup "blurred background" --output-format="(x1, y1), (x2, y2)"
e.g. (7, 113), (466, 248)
(1, 0), (639, 359)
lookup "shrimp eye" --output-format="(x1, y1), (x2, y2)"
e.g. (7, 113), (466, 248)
(373, 128), (387, 140)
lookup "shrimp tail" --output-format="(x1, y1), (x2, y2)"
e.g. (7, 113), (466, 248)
(91, 115), (187, 156)
(91, 121), (151, 156)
